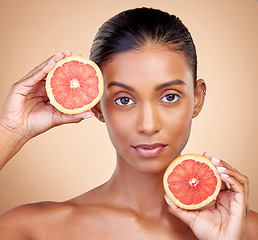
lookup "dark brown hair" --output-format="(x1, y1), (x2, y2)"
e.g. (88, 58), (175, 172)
(90, 7), (197, 85)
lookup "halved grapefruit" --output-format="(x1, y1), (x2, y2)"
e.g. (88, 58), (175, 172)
(46, 56), (103, 114)
(163, 154), (221, 210)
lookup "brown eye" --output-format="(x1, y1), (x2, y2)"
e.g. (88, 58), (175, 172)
(161, 94), (180, 103)
(114, 97), (134, 106)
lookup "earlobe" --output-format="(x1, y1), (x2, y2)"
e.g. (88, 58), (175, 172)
(192, 79), (206, 118)
(91, 102), (105, 122)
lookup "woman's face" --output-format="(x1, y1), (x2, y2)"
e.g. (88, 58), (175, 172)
(95, 46), (204, 174)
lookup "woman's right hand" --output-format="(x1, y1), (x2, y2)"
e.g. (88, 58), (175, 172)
(0, 51), (94, 142)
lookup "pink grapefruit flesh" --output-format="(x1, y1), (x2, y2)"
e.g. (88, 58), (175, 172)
(46, 56), (103, 114)
(163, 154), (221, 210)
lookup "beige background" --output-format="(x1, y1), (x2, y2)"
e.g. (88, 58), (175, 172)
(0, 0), (257, 213)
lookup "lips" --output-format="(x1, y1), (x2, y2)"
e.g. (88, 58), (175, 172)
(133, 143), (167, 158)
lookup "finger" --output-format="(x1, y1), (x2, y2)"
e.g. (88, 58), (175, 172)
(27, 50), (72, 83)
(213, 157), (249, 199)
(216, 166), (249, 213)
(203, 151), (211, 159)
(204, 153), (249, 214)
(203, 153), (229, 189)
(216, 167), (248, 189)
(206, 154), (247, 194)
(203, 152), (222, 167)
(52, 110), (95, 126)
(20, 53), (59, 81)
(8, 59), (56, 98)
(203, 152), (222, 166)
(220, 180), (230, 191)
(69, 110), (95, 122)
(164, 194), (197, 228)
(219, 174), (246, 209)
(213, 158), (239, 173)
(20, 51), (72, 81)
(17, 51), (72, 90)
(20, 59), (56, 88)
(63, 50), (72, 58)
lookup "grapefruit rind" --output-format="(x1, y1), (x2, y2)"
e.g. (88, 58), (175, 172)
(46, 56), (104, 114)
(163, 154), (221, 210)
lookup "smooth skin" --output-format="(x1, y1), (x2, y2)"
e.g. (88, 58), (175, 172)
(0, 48), (257, 239)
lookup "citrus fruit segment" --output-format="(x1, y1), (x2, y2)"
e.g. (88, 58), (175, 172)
(46, 56), (103, 114)
(163, 154), (221, 210)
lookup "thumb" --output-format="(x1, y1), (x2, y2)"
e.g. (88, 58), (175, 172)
(53, 110), (95, 126)
(164, 194), (195, 226)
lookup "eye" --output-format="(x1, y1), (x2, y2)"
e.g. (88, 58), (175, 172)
(160, 94), (180, 103)
(114, 96), (135, 106)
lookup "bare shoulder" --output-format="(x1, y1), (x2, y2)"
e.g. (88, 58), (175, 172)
(0, 187), (111, 240)
(0, 200), (76, 239)
(247, 210), (258, 240)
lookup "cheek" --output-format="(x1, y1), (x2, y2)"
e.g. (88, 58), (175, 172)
(106, 116), (127, 139)
(174, 115), (192, 145)
(164, 99), (194, 148)
(166, 112), (192, 141)
(105, 116), (135, 159)
(101, 100), (132, 149)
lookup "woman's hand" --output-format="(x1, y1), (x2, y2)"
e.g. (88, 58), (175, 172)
(0, 51), (94, 141)
(165, 152), (249, 240)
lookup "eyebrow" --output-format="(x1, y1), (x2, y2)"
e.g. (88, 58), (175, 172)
(107, 79), (186, 92)
(155, 79), (186, 91)
(107, 82), (135, 92)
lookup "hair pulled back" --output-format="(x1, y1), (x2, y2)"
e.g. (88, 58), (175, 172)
(90, 7), (197, 85)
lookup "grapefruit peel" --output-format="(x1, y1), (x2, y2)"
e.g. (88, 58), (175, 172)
(163, 154), (221, 210)
(46, 56), (103, 114)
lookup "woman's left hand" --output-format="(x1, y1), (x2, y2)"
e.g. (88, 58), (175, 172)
(165, 152), (249, 240)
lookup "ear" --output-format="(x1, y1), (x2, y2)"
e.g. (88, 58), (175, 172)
(192, 79), (206, 118)
(91, 102), (105, 122)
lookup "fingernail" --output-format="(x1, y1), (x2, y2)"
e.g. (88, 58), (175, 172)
(48, 59), (55, 64)
(83, 114), (94, 119)
(212, 157), (220, 163)
(221, 173), (229, 178)
(217, 166), (226, 172)
(164, 195), (172, 205)
(56, 51), (63, 56)
(205, 152), (211, 158)
(64, 50), (72, 54)
(225, 182), (231, 189)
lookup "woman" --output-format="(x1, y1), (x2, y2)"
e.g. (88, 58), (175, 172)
(0, 7), (257, 239)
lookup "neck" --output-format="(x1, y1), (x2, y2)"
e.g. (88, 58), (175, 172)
(103, 155), (168, 218)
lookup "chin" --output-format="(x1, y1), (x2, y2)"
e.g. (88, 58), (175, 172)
(132, 158), (172, 175)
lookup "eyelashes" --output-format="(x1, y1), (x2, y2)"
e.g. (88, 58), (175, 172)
(114, 96), (135, 106)
(114, 93), (181, 106)
(160, 94), (180, 103)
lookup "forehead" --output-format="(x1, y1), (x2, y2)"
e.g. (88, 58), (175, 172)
(101, 46), (194, 88)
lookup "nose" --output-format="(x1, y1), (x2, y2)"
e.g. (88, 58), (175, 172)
(137, 103), (161, 136)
